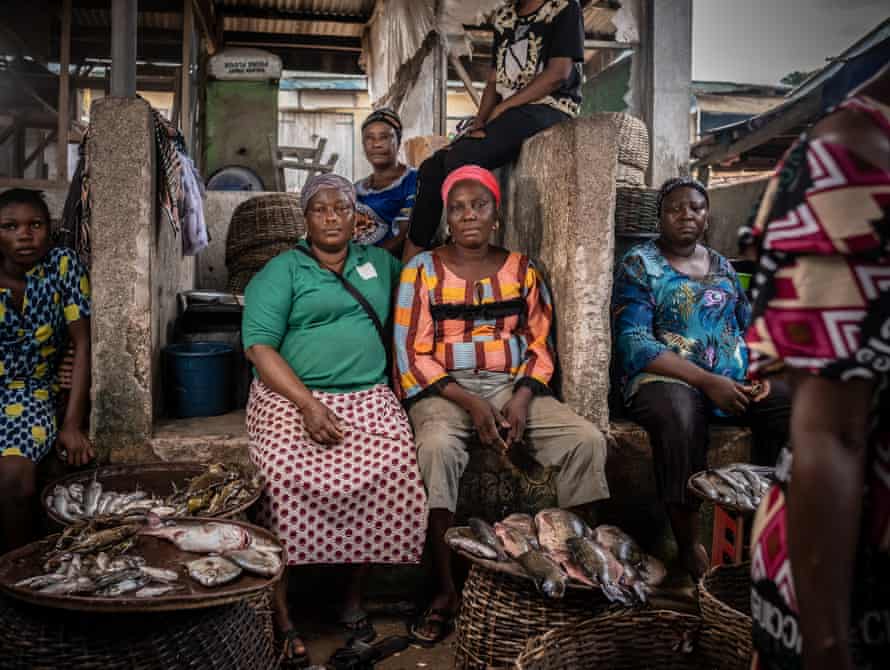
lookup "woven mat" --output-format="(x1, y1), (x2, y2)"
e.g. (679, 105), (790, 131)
(615, 186), (659, 235)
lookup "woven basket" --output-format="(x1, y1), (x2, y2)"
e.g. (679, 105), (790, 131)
(227, 268), (256, 294)
(516, 608), (702, 670)
(225, 193), (304, 264)
(698, 562), (753, 670)
(614, 186), (659, 235)
(615, 163), (646, 187)
(0, 596), (277, 670)
(454, 563), (611, 670)
(615, 114), (650, 173)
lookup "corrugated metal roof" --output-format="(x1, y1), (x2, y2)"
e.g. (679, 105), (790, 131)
(73, 9), (182, 31)
(222, 16), (364, 37)
(218, 0), (375, 17)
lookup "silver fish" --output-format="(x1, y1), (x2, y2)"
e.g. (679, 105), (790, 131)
(40, 576), (95, 595)
(117, 490), (147, 507)
(593, 525), (645, 565)
(445, 528), (499, 560)
(134, 584), (184, 598)
(53, 485), (72, 502)
(139, 566), (180, 583)
(96, 492), (117, 516)
(150, 505), (178, 518)
(97, 576), (150, 597)
(53, 494), (80, 523)
(84, 477), (103, 517)
(94, 568), (144, 590)
(469, 518), (508, 561)
(186, 556), (242, 587)
(516, 550), (567, 599)
(567, 537), (634, 606)
(15, 574), (66, 589)
(141, 520), (252, 554)
(225, 549), (282, 577)
(68, 483), (85, 503)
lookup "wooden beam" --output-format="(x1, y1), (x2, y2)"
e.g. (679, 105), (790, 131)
(181, 0), (194, 146)
(0, 121), (21, 148)
(0, 177), (65, 189)
(5, 68), (57, 116)
(449, 53), (480, 108)
(219, 7), (368, 23)
(24, 129), (58, 171)
(192, 0), (221, 55)
(57, 0), (72, 182)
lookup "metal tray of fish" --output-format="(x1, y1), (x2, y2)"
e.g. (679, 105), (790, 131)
(0, 518), (282, 613)
(687, 463), (776, 515)
(42, 461), (261, 526)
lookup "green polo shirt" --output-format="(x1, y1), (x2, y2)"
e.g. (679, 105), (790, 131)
(242, 241), (401, 393)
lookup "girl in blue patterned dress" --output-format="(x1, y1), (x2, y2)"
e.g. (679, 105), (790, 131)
(611, 178), (790, 579)
(0, 189), (92, 553)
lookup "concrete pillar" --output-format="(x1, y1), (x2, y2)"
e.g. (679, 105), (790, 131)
(637, 0), (693, 186)
(88, 98), (155, 461)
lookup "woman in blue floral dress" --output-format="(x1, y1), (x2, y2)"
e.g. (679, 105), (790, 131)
(612, 177), (789, 578)
(0, 189), (92, 553)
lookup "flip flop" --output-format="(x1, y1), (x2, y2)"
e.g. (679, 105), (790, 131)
(340, 607), (377, 644)
(277, 628), (310, 669)
(408, 607), (457, 647)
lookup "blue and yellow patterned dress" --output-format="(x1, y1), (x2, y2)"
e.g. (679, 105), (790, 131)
(0, 247), (90, 462)
(612, 240), (751, 413)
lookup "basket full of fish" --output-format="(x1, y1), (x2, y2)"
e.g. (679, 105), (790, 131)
(446, 509), (667, 607)
(687, 464), (775, 514)
(42, 462), (262, 525)
(0, 515), (283, 613)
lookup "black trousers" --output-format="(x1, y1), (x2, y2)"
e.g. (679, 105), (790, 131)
(407, 103), (570, 248)
(627, 380), (791, 506)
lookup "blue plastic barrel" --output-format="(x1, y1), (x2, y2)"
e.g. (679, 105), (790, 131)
(163, 342), (234, 418)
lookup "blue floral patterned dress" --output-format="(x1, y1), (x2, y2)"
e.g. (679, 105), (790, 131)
(612, 240), (751, 412)
(0, 247), (91, 462)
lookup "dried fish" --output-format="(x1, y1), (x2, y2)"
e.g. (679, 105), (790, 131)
(97, 575), (150, 597)
(186, 556), (242, 587)
(225, 549), (282, 577)
(139, 566), (180, 583)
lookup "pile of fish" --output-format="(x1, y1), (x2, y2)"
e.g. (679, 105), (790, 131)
(689, 463), (774, 512)
(446, 509), (666, 605)
(13, 516), (282, 599)
(45, 463), (260, 523)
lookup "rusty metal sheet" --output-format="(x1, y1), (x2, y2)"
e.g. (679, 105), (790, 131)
(0, 518), (282, 614)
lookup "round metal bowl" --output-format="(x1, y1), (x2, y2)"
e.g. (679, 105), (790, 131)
(42, 461), (261, 526)
(0, 517), (282, 614)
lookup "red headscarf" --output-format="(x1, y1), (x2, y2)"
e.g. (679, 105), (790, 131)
(441, 165), (501, 207)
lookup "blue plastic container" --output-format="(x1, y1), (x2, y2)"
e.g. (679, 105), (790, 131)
(163, 342), (234, 418)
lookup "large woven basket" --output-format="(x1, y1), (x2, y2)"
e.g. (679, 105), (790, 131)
(515, 608), (702, 670)
(454, 563), (612, 669)
(698, 562), (753, 670)
(0, 595), (277, 669)
(225, 193), (305, 292)
(615, 114), (650, 173)
(615, 163), (646, 187)
(614, 186), (659, 235)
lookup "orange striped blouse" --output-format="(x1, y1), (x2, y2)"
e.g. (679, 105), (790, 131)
(394, 249), (555, 401)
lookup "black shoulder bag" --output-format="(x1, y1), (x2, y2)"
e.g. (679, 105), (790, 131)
(294, 245), (393, 380)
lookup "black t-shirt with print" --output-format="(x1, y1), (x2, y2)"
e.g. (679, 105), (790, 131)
(491, 0), (585, 117)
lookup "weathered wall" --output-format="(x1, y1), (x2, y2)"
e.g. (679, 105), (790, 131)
(197, 191), (277, 291)
(706, 178), (768, 258)
(503, 115), (621, 433)
(88, 98), (156, 462)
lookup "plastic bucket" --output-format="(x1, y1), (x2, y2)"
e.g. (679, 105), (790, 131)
(163, 342), (234, 418)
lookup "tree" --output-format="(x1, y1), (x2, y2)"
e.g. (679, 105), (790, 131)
(780, 70), (817, 87)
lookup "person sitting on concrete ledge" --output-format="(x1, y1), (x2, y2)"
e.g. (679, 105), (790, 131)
(0, 188), (94, 555)
(611, 177), (791, 580)
(395, 165), (609, 646)
(402, 0), (586, 262)
(353, 108), (417, 256)
(242, 174), (427, 667)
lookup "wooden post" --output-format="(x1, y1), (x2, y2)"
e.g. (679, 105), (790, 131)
(57, 0), (71, 182)
(432, 34), (448, 136)
(448, 52), (480, 109)
(181, 0), (195, 147)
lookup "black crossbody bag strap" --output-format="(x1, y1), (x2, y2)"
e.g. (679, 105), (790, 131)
(294, 246), (393, 377)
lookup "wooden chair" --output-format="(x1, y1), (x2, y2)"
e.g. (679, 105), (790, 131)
(267, 135), (339, 191)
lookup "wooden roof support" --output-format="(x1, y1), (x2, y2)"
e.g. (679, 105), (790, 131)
(181, 0), (194, 147)
(57, 0), (71, 182)
(449, 52), (480, 109)
(25, 129), (58, 172)
(191, 0), (221, 56)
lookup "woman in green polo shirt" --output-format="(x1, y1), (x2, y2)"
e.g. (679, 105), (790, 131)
(242, 174), (428, 665)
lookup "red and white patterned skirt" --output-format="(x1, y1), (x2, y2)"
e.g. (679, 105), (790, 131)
(246, 380), (427, 565)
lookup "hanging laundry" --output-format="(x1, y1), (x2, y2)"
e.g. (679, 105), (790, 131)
(179, 150), (209, 256)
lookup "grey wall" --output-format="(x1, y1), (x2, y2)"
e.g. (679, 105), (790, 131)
(706, 178), (768, 258)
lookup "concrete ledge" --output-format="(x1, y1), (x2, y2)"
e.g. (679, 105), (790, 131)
(146, 411), (250, 465)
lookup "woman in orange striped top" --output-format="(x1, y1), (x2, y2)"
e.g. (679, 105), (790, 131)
(394, 165), (609, 645)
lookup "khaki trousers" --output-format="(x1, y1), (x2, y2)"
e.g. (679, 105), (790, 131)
(409, 371), (610, 513)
